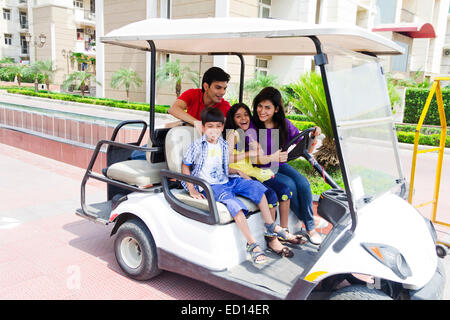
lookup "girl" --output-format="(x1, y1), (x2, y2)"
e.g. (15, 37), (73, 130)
(224, 103), (305, 247)
(252, 87), (324, 245)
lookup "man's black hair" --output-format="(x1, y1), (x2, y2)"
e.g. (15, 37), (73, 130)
(201, 107), (225, 125)
(201, 67), (230, 92)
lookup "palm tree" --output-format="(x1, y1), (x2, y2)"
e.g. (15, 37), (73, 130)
(156, 59), (198, 97)
(28, 61), (43, 92)
(4, 63), (28, 88)
(35, 59), (56, 92)
(110, 67), (143, 103)
(244, 73), (290, 106)
(62, 71), (100, 98)
(288, 71), (338, 168)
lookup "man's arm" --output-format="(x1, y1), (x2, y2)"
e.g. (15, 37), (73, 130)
(167, 99), (198, 127)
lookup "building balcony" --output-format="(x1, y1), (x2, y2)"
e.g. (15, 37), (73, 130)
(17, 0), (28, 8)
(74, 40), (96, 56)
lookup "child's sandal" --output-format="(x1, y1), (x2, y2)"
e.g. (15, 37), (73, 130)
(246, 242), (267, 265)
(265, 223), (305, 245)
(278, 228), (306, 245)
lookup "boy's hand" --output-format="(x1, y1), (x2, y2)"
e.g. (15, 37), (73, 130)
(189, 188), (206, 200)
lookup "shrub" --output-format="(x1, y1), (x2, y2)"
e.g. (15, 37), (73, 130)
(6, 88), (170, 113)
(404, 88), (450, 126)
(396, 131), (450, 148)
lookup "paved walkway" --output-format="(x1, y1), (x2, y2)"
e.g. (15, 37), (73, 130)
(0, 143), (240, 300)
(0, 92), (448, 300)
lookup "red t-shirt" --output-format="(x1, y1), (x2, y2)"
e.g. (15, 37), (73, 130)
(178, 88), (231, 120)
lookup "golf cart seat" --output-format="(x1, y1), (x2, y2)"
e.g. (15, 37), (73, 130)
(105, 133), (168, 188)
(165, 125), (259, 225)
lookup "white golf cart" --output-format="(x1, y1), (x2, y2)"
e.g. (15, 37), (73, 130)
(76, 18), (445, 300)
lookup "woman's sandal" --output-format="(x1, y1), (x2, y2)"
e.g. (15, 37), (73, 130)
(265, 223), (305, 245)
(264, 233), (294, 258)
(277, 228), (307, 245)
(246, 242), (267, 265)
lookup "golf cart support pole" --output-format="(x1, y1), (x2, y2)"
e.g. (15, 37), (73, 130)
(147, 40), (157, 146)
(308, 36), (357, 247)
(210, 52), (245, 103)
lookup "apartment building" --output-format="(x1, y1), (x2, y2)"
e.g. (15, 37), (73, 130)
(0, 0), (96, 87)
(95, 0), (449, 105)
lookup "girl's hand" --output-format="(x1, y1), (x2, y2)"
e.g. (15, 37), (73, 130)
(272, 150), (288, 163)
(238, 170), (252, 180)
(248, 141), (260, 158)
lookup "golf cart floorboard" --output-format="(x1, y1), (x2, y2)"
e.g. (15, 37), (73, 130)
(75, 201), (112, 225)
(221, 243), (318, 297)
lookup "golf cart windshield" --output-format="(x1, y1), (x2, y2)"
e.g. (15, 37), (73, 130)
(324, 45), (405, 209)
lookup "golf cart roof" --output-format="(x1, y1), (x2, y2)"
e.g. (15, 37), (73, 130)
(101, 17), (404, 56)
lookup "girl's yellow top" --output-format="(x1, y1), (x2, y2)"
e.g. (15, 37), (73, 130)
(228, 130), (274, 183)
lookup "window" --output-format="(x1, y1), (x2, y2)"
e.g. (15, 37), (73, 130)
(73, 0), (83, 8)
(258, 0), (271, 19)
(77, 28), (84, 40)
(4, 34), (12, 45)
(391, 41), (409, 72)
(20, 35), (28, 54)
(19, 12), (28, 28)
(256, 58), (269, 76)
(3, 8), (11, 20)
(160, 0), (171, 18)
(375, 0), (397, 24)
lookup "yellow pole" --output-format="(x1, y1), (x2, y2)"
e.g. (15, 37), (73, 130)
(408, 81), (438, 204)
(431, 80), (448, 225)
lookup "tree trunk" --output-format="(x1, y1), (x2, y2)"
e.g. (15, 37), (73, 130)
(314, 136), (339, 169)
(45, 78), (50, 93)
(176, 81), (181, 97)
(34, 74), (38, 92)
(80, 83), (85, 98)
(126, 90), (130, 104)
(17, 75), (21, 89)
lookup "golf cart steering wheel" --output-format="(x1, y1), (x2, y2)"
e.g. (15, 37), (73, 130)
(282, 127), (317, 162)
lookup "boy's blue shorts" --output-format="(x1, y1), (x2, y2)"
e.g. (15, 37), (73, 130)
(207, 177), (267, 218)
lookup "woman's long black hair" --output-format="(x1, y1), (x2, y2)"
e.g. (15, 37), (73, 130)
(252, 86), (288, 149)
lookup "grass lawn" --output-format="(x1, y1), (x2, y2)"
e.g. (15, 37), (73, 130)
(289, 158), (344, 195)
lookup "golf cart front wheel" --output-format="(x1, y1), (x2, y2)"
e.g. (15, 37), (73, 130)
(328, 285), (392, 300)
(114, 218), (161, 281)
(436, 244), (448, 258)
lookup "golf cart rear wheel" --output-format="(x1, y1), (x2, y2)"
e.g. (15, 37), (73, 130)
(329, 285), (392, 300)
(114, 218), (161, 281)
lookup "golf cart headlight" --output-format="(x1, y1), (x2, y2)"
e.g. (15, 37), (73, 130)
(362, 243), (412, 280)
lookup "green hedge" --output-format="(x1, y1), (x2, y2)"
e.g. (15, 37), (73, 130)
(396, 131), (450, 148)
(6, 88), (170, 114)
(291, 119), (449, 148)
(404, 88), (450, 126)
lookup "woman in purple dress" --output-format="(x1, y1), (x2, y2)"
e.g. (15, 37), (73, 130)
(251, 87), (324, 245)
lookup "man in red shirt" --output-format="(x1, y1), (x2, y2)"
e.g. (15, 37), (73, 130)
(166, 67), (231, 127)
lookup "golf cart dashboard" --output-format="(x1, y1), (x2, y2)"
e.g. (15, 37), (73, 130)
(317, 189), (349, 227)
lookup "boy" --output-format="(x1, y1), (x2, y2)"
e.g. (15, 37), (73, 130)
(181, 107), (293, 264)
